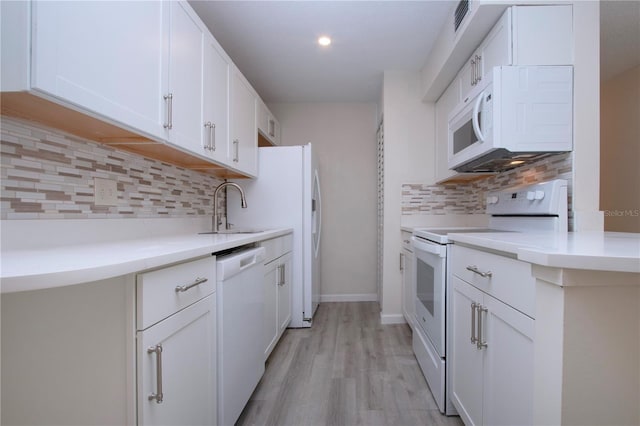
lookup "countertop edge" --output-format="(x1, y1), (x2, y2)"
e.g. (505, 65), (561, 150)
(1, 228), (293, 294)
(448, 232), (640, 274)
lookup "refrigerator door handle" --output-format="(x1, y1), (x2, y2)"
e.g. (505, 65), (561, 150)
(312, 169), (322, 257)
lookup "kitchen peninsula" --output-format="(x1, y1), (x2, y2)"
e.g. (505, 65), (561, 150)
(448, 230), (639, 426)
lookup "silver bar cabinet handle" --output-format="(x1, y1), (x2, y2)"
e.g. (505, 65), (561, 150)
(233, 139), (239, 162)
(477, 305), (488, 349)
(471, 58), (476, 86)
(466, 265), (492, 278)
(399, 253), (404, 271)
(278, 264), (285, 286)
(269, 119), (275, 137)
(470, 302), (477, 344)
(210, 123), (216, 151)
(281, 264), (286, 286)
(204, 122), (212, 150)
(148, 345), (163, 403)
(175, 277), (208, 293)
(163, 94), (173, 129)
(476, 55), (482, 82)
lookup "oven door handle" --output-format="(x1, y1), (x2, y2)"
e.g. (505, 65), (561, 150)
(410, 236), (446, 257)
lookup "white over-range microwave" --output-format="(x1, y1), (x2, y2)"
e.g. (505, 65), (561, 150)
(448, 65), (573, 173)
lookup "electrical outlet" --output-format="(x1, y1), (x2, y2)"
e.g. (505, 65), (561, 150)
(94, 177), (118, 206)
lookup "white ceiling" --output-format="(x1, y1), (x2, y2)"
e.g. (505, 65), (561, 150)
(190, 1), (640, 103)
(189, 1), (453, 103)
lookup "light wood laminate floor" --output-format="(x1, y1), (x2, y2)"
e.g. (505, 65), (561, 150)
(237, 302), (464, 426)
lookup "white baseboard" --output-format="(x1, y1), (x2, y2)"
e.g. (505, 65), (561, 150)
(320, 293), (378, 303)
(380, 314), (407, 325)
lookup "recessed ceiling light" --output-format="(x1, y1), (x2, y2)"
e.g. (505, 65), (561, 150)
(318, 36), (331, 47)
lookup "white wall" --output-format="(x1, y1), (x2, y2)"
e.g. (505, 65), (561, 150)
(268, 103), (379, 301)
(381, 71), (435, 324)
(600, 65), (640, 232)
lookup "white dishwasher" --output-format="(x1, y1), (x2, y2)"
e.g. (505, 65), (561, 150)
(216, 245), (265, 426)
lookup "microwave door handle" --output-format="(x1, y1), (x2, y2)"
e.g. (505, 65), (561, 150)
(472, 92), (486, 142)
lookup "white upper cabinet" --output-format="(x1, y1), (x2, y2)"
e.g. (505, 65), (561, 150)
(2, 1), (264, 178)
(256, 98), (280, 146)
(458, 9), (511, 103)
(230, 68), (258, 177)
(30, 1), (166, 139)
(457, 5), (572, 105)
(202, 37), (230, 163)
(434, 4), (573, 182)
(164, 1), (205, 153)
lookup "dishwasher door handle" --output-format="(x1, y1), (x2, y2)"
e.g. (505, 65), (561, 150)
(239, 254), (260, 271)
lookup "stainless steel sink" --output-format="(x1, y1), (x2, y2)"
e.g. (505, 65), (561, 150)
(199, 229), (268, 235)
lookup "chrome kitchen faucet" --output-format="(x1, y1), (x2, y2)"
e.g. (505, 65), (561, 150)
(213, 182), (247, 232)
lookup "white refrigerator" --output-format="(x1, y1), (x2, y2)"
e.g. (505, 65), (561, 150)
(229, 144), (321, 328)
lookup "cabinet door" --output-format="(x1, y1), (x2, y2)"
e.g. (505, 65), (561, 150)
(203, 37), (230, 162)
(450, 276), (484, 426)
(138, 294), (216, 426)
(458, 58), (475, 104)
(278, 253), (293, 332)
(263, 262), (278, 359)
(256, 99), (270, 138)
(166, 1), (204, 152)
(230, 69), (258, 176)
(401, 248), (415, 327)
(31, 1), (166, 139)
(512, 5), (572, 65)
(482, 294), (534, 426)
(478, 9), (512, 82)
(434, 80), (461, 183)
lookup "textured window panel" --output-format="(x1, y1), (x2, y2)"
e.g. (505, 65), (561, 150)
(0, 117), (225, 220)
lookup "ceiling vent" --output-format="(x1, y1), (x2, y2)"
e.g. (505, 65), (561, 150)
(454, 0), (470, 32)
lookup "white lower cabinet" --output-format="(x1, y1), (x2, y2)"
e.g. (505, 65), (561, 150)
(450, 247), (534, 426)
(277, 252), (293, 332)
(136, 256), (217, 426)
(137, 294), (216, 426)
(261, 234), (293, 359)
(400, 232), (415, 328)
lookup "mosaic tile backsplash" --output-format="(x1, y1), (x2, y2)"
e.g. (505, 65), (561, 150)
(1, 117), (225, 219)
(402, 152), (573, 217)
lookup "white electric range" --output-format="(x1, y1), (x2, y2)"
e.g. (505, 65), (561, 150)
(410, 179), (568, 415)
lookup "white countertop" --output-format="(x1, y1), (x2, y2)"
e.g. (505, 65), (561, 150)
(448, 231), (640, 273)
(0, 229), (292, 293)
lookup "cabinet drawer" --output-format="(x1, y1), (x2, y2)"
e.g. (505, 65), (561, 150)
(451, 245), (534, 318)
(261, 233), (293, 264)
(137, 255), (216, 330)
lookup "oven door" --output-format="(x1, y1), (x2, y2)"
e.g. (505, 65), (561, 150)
(411, 236), (446, 357)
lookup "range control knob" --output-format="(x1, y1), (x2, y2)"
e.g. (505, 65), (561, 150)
(535, 190), (545, 200)
(486, 195), (499, 205)
(527, 191), (535, 201)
